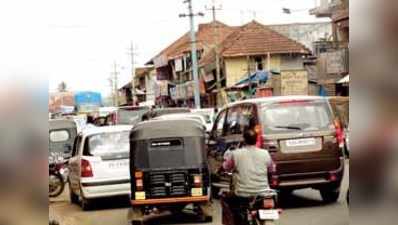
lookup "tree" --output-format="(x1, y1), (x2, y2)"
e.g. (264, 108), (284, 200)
(58, 81), (68, 92)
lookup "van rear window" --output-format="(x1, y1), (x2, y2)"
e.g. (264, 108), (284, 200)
(260, 100), (332, 133)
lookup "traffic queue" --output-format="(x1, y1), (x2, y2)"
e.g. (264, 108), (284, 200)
(49, 95), (349, 225)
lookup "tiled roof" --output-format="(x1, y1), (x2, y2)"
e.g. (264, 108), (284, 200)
(221, 20), (311, 57)
(148, 21), (236, 64)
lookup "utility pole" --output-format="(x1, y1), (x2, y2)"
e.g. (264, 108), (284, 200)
(206, 0), (222, 107)
(112, 61), (120, 107)
(179, 0), (204, 109)
(128, 41), (137, 106)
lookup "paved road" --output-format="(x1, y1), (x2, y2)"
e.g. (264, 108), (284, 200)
(50, 162), (349, 225)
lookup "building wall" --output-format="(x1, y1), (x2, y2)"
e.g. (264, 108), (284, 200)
(280, 55), (305, 71)
(224, 55), (282, 87)
(269, 22), (332, 52)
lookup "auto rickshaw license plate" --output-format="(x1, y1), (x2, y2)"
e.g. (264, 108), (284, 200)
(258, 209), (279, 220)
(191, 188), (203, 196)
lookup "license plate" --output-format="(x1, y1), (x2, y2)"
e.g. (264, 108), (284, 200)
(191, 188), (203, 197)
(258, 209), (279, 220)
(286, 138), (316, 147)
(108, 160), (129, 169)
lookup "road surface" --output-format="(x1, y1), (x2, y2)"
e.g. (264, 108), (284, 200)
(50, 162), (349, 225)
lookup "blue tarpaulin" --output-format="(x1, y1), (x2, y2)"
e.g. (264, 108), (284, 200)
(235, 70), (269, 86)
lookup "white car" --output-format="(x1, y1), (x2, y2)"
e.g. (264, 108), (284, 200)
(68, 125), (132, 210)
(155, 113), (212, 132)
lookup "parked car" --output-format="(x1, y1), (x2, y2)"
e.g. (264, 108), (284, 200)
(128, 119), (212, 224)
(141, 107), (191, 120)
(191, 108), (216, 125)
(207, 96), (345, 203)
(155, 113), (212, 132)
(108, 106), (150, 125)
(68, 125), (132, 210)
(49, 119), (77, 159)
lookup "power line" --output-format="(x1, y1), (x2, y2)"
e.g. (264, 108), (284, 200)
(179, 0), (204, 109)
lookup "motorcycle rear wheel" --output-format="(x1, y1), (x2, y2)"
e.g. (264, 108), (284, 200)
(49, 173), (65, 197)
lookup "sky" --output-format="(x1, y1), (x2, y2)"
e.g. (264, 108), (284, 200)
(0, 0), (328, 97)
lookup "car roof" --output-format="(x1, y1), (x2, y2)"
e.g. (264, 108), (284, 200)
(158, 113), (205, 119)
(81, 125), (132, 137)
(222, 95), (328, 110)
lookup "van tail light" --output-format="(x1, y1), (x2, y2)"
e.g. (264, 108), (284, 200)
(135, 171), (143, 179)
(193, 175), (203, 187)
(334, 119), (345, 148)
(81, 159), (93, 177)
(329, 172), (337, 182)
(263, 198), (275, 209)
(254, 125), (264, 148)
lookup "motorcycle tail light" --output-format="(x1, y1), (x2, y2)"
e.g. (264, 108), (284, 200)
(135, 171), (143, 179)
(136, 179), (144, 191)
(81, 159), (93, 177)
(193, 175), (202, 187)
(263, 198), (275, 209)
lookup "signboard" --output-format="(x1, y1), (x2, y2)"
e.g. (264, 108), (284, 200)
(281, 71), (308, 96)
(326, 50), (347, 74)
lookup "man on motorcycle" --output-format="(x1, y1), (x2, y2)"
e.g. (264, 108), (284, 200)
(222, 128), (273, 224)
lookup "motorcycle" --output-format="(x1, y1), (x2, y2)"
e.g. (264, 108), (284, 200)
(49, 154), (67, 198)
(220, 144), (281, 225)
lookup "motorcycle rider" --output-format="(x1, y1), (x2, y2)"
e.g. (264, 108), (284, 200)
(222, 128), (273, 224)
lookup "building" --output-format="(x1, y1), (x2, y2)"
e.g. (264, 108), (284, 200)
(269, 22), (332, 52)
(145, 20), (331, 107)
(310, 0), (349, 96)
(119, 66), (156, 106)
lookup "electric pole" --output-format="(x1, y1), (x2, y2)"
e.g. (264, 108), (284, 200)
(128, 41), (137, 106)
(206, 0), (222, 107)
(112, 61), (120, 107)
(179, 0), (204, 109)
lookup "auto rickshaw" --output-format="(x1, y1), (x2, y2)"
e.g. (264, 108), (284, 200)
(49, 119), (77, 159)
(128, 119), (212, 225)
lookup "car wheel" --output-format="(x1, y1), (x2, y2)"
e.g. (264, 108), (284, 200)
(69, 183), (79, 204)
(320, 188), (340, 203)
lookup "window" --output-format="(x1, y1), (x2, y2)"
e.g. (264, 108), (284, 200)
(214, 109), (227, 137)
(225, 106), (241, 135)
(225, 104), (256, 135)
(87, 131), (130, 157)
(72, 135), (82, 156)
(49, 130), (70, 142)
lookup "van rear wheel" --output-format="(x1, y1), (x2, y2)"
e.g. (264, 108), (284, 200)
(320, 188), (340, 203)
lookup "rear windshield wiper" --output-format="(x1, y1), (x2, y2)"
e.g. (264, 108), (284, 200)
(273, 126), (302, 130)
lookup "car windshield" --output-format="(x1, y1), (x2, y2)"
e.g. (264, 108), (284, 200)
(260, 100), (332, 133)
(118, 107), (149, 124)
(88, 131), (129, 156)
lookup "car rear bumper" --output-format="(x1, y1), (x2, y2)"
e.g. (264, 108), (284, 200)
(81, 181), (131, 199)
(272, 157), (345, 189)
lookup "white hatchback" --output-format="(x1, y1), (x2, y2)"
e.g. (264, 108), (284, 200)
(68, 125), (132, 210)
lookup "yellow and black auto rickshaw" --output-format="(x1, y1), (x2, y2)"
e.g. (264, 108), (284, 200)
(128, 119), (212, 225)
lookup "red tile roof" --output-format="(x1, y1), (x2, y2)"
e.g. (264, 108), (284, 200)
(148, 21), (236, 64)
(221, 20), (311, 57)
